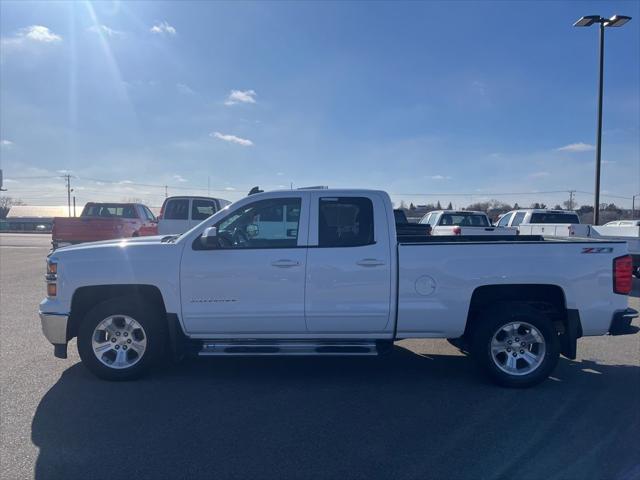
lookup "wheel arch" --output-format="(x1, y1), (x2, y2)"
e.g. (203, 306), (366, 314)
(463, 284), (582, 359)
(68, 284), (167, 340)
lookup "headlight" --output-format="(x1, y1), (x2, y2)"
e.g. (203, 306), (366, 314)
(46, 260), (58, 297)
(47, 262), (57, 275)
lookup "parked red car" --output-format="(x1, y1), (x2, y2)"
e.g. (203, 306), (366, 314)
(51, 203), (158, 249)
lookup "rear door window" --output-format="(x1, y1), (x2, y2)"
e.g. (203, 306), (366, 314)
(141, 206), (156, 221)
(164, 199), (189, 220)
(318, 197), (374, 247)
(511, 212), (526, 226)
(191, 199), (217, 221)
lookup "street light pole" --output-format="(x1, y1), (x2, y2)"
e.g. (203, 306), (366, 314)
(574, 14), (632, 225)
(593, 22), (605, 225)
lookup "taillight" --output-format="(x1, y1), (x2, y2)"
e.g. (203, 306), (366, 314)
(613, 255), (632, 295)
(453, 226), (461, 235)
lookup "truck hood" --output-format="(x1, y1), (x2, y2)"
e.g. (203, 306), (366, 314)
(53, 235), (169, 253)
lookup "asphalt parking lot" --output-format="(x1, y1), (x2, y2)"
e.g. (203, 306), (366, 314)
(1, 233), (639, 480)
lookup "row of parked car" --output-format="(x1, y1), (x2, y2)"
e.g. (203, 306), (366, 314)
(51, 194), (639, 278)
(51, 196), (231, 249)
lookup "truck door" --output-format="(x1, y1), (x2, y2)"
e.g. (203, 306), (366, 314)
(305, 193), (392, 333)
(179, 193), (309, 334)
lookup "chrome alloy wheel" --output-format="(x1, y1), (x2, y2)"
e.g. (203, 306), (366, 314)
(91, 315), (147, 369)
(490, 321), (546, 376)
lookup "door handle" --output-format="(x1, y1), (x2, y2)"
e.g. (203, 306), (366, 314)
(356, 258), (385, 267)
(271, 259), (301, 268)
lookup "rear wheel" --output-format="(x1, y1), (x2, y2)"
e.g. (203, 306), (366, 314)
(470, 302), (560, 388)
(77, 296), (167, 380)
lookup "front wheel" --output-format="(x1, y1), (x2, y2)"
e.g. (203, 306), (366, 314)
(470, 302), (560, 388)
(77, 296), (167, 380)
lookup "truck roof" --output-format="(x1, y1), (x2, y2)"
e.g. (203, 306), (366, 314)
(429, 210), (488, 216)
(509, 209), (577, 214)
(257, 188), (389, 195)
(162, 195), (228, 201)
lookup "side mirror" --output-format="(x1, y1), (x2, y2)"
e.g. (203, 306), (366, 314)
(201, 226), (218, 248)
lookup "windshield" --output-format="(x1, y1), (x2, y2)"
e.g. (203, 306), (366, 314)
(530, 212), (580, 224)
(438, 213), (489, 227)
(81, 204), (137, 218)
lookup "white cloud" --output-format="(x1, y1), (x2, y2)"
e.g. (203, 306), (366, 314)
(1, 139), (13, 146)
(87, 25), (124, 37)
(150, 21), (176, 36)
(176, 83), (195, 95)
(556, 142), (595, 152)
(172, 174), (187, 183)
(2, 25), (62, 48)
(427, 175), (452, 180)
(211, 132), (253, 147)
(224, 89), (257, 106)
(224, 187), (236, 191)
(23, 25), (62, 43)
(529, 171), (550, 178)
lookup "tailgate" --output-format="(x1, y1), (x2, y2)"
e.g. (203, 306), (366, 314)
(53, 217), (129, 242)
(460, 227), (517, 236)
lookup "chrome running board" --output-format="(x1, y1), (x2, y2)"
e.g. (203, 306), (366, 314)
(198, 340), (380, 356)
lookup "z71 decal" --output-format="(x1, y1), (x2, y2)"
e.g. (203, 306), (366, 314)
(581, 247), (613, 254)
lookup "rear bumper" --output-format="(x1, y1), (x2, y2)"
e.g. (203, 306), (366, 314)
(609, 308), (639, 336)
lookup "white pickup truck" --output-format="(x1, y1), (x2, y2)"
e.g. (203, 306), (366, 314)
(420, 210), (517, 236)
(497, 208), (590, 237)
(39, 189), (637, 387)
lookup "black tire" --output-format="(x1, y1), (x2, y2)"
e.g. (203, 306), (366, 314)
(77, 295), (167, 381)
(470, 302), (560, 388)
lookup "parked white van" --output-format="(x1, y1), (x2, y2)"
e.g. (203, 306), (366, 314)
(158, 196), (231, 235)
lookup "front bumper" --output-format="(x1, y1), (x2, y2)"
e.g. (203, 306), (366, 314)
(39, 312), (69, 358)
(609, 308), (639, 336)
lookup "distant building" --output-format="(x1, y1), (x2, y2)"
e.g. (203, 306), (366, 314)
(0, 205), (77, 233)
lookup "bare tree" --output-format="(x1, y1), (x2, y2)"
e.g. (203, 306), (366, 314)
(0, 196), (24, 219)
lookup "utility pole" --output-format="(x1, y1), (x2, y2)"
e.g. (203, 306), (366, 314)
(63, 174), (73, 217)
(73, 196), (76, 217)
(568, 190), (576, 210)
(164, 185), (168, 198)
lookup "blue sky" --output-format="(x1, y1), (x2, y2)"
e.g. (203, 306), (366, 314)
(1, 0), (638, 208)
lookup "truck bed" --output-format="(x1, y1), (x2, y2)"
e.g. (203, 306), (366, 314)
(53, 217), (135, 244)
(396, 237), (629, 339)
